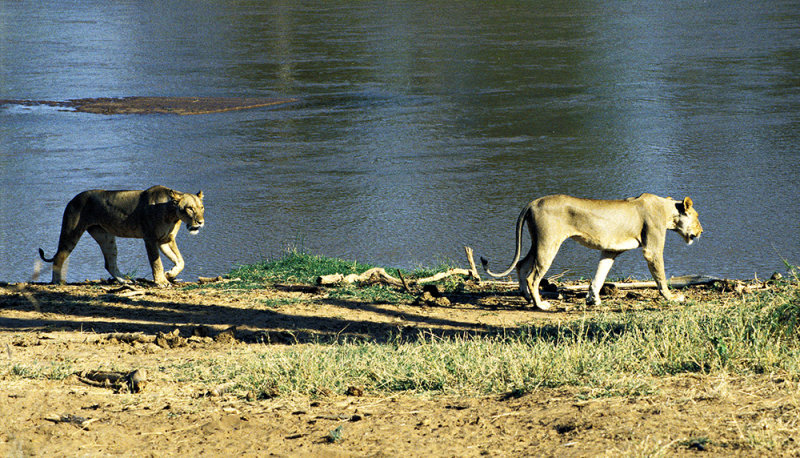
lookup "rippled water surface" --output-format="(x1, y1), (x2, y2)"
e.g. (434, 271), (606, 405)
(2, 1), (799, 283)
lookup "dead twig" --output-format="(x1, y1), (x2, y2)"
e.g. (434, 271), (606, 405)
(464, 246), (482, 284)
(397, 269), (414, 294)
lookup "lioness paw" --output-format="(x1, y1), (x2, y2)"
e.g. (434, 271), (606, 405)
(534, 301), (552, 311)
(670, 292), (686, 303)
(585, 293), (602, 306)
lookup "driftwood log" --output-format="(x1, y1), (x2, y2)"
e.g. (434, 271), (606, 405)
(317, 267), (478, 287)
(77, 369), (147, 393)
(558, 275), (722, 292)
(318, 268), (405, 287)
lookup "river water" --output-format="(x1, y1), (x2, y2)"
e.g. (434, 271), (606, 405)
(2, 1), (799, 283)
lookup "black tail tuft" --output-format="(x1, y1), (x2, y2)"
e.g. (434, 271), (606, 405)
(38, 248), (54, 263)
(480, 256), (489, 269)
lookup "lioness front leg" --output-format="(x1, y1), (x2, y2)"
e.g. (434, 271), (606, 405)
(159, 240), (184, 281)
(586, 251), (619, 306)
(144, 239), (170, 287)
(643, 247), (684, 303)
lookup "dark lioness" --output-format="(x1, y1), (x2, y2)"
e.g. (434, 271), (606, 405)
(481, 193), (703, 310)
(39, 186), (205, 286)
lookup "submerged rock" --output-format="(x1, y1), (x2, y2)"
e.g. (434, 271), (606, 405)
(0, 96), (297, 115)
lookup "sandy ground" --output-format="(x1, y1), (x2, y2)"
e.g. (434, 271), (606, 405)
(2, 280), (798, 456)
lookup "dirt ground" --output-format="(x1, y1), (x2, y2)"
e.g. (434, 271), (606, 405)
(1, 280), (798, 456)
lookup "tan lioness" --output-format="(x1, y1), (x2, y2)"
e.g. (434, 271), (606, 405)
(481, 194), (703, 310)
(39, 186), (205, 286)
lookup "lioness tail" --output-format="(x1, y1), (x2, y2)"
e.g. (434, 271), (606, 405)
(482, 203), (532, 278)
(39, 248), (55, 263)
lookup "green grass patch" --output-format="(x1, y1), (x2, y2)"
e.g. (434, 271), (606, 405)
(260, 297), (305, 309)
(9, 361), (76, 381)
(327, 284), (414, 303)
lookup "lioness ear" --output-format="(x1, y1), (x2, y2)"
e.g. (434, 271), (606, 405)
(169, 190), (181, 202)
(683, 196), (693, 210)
(197, 191), (204, 199)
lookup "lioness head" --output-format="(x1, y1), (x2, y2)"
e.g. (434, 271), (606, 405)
(171, 190), (205, 234)
(673, 196), (703, 245)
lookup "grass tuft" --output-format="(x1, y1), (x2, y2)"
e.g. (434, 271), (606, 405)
(229, 248), (374, 287)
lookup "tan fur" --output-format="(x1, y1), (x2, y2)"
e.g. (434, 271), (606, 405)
(39, 186), (205, 286)
(481, 193), (703, 310)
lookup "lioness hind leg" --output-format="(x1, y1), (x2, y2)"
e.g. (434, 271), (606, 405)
(517, 250), (535, 303)
(159, 240), (184, 281)
(50, 250), (71, 284)
(87, 227), (128, 283)
(518, 243), (559, 311)
(44, 228), (84, 284)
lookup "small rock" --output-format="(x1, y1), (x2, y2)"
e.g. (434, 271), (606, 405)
(415, 291), (451, 307)
(214, 328), (237, 344)
(345, 386), (364, 396)
(421, 284), (442, 297)
(599, 283), (618, 296)
(127, 369), (147, 393)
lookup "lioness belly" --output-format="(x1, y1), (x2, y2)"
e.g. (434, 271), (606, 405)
(570, 234), (640, 252)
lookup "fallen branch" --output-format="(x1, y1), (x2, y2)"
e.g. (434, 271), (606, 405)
(417, 268), (474, 284)
(106, 332), (155, 344)
(317, 267), (477, 288)
(45, 414), (97, 429)
(317, 268), (405, 287)
(558, 275), (722, 292)
(77, 369), (147, 393)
